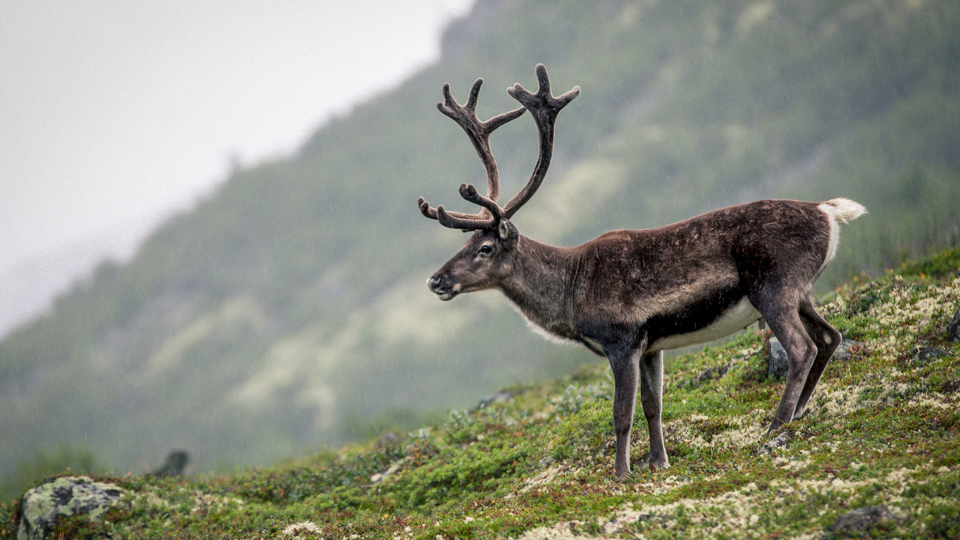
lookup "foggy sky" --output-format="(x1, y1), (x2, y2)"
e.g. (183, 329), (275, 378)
(0, 0), (472, 336)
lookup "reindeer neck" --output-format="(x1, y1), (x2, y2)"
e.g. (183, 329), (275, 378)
(498, 236), (580, 327)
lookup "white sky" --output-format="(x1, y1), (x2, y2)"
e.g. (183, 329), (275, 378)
(0, 0), (473, 336)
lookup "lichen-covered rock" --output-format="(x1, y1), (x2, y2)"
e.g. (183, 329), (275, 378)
(756, 430), (792, 456)
(767, 338), (789, 379)
(906, 346), (948, 366)
(832, 338), (863, 362)
(828, 505), (895, 533)
(18, 476), (125, 540)
(947, 307), (960, 341)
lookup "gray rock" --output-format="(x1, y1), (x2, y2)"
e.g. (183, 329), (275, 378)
(947, 307), (960, 342)
(475, 390), (514, 410)
(756, 430), (792, 456)
(18, 476), (125, 540)
(832, 338), (863, 362)
(149, 450), (189, 477)
(907, 346), (948, 367)
(828, 505), (894, 533)
(767, 338), (789, 379)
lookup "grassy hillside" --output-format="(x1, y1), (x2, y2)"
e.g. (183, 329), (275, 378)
(2, 0), (959, 484)
(3, 247), (958, 539)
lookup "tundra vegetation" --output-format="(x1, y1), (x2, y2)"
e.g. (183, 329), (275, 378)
(3, 246), (958, 539)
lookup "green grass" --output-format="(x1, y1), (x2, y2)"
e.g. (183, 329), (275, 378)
(3, 253), (959, 539)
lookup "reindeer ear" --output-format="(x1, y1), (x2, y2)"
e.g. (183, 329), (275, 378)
(498, 220), (519, 251)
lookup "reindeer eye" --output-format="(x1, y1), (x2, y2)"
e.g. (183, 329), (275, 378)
(478, 244), (495, 257)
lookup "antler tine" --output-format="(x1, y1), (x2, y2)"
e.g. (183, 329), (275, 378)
(418, 75), (526, 230)
(436, 205), (495, 230)
(418, 196), (493, 223)
(436, 77), (525, 204)
(418, 66), (576, 230)
(459, 183), (503, 221)
(438, 180), (507, 229)
(502, 64), (580, 219)
(483, 105), (527, 134)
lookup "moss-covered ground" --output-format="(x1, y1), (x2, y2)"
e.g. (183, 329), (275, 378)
(3, 247), (959, 539)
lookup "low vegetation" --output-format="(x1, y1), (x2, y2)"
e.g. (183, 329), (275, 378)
(4, 246), (958, 539)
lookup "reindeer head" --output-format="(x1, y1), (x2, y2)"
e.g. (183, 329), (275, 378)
(418, 64), (579, 301)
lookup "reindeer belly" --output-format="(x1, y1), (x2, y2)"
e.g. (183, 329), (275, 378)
(648, 296), (761, 351)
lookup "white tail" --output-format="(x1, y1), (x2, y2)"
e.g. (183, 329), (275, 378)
(820, 198), (867, 223)
(819, 198), (867, 267)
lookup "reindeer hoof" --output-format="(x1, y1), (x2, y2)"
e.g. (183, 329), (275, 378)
(641, 452), (670, 471)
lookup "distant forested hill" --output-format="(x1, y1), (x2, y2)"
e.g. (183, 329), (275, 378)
(2, 0), (958, 481)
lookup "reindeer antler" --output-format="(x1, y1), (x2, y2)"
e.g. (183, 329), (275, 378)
(418, 64), (579, 231)
(502, 64), (580, 219)
(418, 77), (525, 230)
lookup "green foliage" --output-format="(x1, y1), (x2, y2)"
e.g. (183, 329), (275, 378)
(898, 245), (960, 279)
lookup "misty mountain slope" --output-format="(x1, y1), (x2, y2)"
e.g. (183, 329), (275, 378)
(2, 0), (959, 479)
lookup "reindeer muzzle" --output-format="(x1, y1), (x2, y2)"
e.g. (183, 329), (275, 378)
(427, 274), (461, 301)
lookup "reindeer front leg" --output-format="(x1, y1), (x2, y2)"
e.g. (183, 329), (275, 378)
(607, 347), (640, 479)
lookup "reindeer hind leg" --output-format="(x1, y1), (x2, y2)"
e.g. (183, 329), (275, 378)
(639, 350), (669, 470)
(751, 291), (818, 433)
(793, 297), (841, 420)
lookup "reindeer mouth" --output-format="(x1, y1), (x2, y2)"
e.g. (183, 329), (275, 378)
(435, 283), (462, 301)
(428, 276), (462, 301)
(436, 290), (458, 301)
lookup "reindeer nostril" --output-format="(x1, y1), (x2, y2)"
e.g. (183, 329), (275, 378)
(427, 275), (445, 292)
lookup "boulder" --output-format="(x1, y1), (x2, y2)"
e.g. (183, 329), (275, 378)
(828, 505), (895, 534)
(756, 430), (792, 456)
(18, 476), (124, 540)
(767, 338), (789, 380)
(947, 307), (960, 342)
(906, 346), (947, 367)
(475, 390), (514, 410)
(149, 450), (189, 477)
(832, 338), (863, 362)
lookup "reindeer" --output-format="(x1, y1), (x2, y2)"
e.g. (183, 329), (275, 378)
(417, 64), (865, 479)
